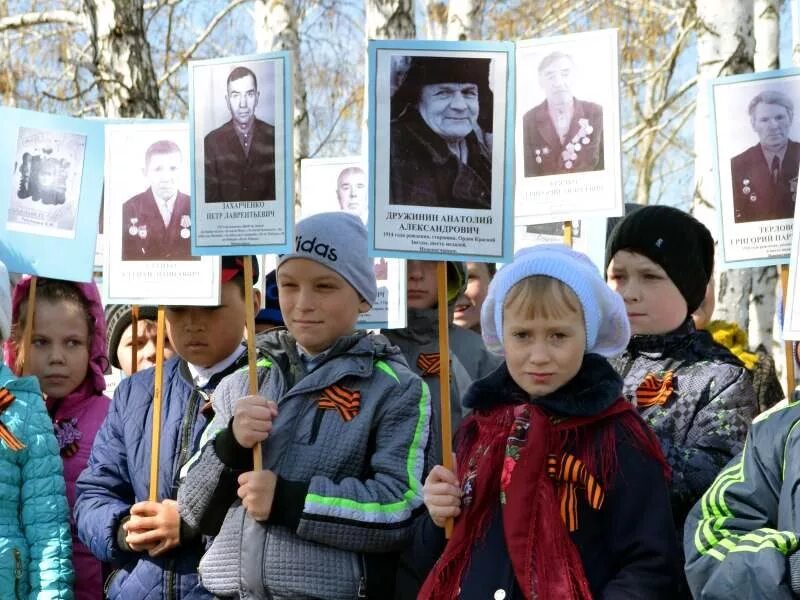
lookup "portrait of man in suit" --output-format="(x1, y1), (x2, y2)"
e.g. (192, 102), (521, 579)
(730, 89), (799, 223)
(522, 51), (604, 177)
(121, 140), (196, 261)
(203, 65), (276, 203)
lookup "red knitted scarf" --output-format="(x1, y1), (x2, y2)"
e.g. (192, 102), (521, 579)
(419, 398), (668, 600)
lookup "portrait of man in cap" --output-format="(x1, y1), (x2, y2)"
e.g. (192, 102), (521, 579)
(522, 51), (604, 177)
(203, 65), (276, 203)
(730, 89), (800, 223)
(389, 55), (493, 210)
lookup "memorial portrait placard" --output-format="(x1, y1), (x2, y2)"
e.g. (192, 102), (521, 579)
(368, 39), (514, 262)
(301, 156), (406, 328)
(709, 68), (800, 269)
(104, 121), (220, 305)
(0, 106), (103, 281)
(514, 29), (622, 225)
(189, 52), (293, 255)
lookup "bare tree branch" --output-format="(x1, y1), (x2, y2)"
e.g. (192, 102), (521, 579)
(0, 10), (86, 33)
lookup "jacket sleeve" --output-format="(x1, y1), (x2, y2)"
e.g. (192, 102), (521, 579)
(292, 377), (431, 553)
(178, 371), (248, 535)
(20, 393), (74, 599)
(203, 135), (220, 203)
(600, 440), (681, 600)
(684, 421), (798, 600)
(74, 380), (137, 563)
(665, 365), (755, 521)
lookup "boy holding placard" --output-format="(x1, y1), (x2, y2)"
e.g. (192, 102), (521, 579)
(178, 212), (431, 600)
(74, 256), (260, 600)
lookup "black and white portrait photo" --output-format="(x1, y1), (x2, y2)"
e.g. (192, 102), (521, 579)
(189, 53), (292, 255)
(104, 122), (220, 306)
(729, 89), (798, 223)
(7, 126), (86, 239)
(121, 139), (196, 262)
(522, 51), (604, 177)
(370, 41), (513, 262)
(709, 70), (800, 268)
(514, 30), (622, 225)
(389, 55), (494, 210)
(202, 64), (276, 204)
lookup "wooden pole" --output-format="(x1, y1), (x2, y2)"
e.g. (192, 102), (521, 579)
(243, 256), (262, 471)
(436, 261), (454, 538)
(148, 306), (166, 502)
(130, 305), (139, 374)
(780, 265), (796, 395)
(563, 221), (574, 248)
(20, 277), (37, 374)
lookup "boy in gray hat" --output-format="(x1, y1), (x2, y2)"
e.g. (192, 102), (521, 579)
(179, 212), (431, 600)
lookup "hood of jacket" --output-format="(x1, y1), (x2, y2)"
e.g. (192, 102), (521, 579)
(4, 276), (108, 405)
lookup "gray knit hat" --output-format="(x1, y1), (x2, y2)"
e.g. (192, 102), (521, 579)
(278, 212), (378, 306)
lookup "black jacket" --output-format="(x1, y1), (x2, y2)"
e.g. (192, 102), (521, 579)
(408, 356), (681, 599)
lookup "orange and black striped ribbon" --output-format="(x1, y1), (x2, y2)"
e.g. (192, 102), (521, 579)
(416, 352), (441, 377)
(0, 388), (25, 451)
(547, 453), (604, 532)
(635, 371), (674, 408)
(319, 384), (361, 422)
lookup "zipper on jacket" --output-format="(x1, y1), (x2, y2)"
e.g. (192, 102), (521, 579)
(308, 408), (325, 445)
(13, 548), (21, 600)
(175, 389), (205, 477)
(357, 553), (368, 599)
(166, 558), (175, 599)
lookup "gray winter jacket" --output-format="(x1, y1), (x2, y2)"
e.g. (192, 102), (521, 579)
(383, 307), (500, 465)
(177, 330), (430, 600)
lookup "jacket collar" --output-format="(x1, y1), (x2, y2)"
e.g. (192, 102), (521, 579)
(464, 353), (622, 418)
(626, 317), (695, 357)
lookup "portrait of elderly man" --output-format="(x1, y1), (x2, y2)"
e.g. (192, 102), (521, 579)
(522, 51), (604, 177)
(389, 56), (493, 210)
(730, 89), (800, 223)
(336, 165), (368, 222)
(204, 65), (276, 203)
(122, 139), (195, 261)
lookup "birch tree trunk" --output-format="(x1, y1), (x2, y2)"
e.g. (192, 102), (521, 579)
(83, 0), (161, 118)
(692, 0), (754, 342)
(751, 0), (781, 366)
(367, 0), (415, 39)
(0, 0), (14, 107)
(254, 0), (308, 200)
(446, 0), (482, 40)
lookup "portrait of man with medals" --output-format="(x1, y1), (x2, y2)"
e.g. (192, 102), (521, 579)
(730, 89), (800, 223)
(522, 51), (604, 177)
(121, 139), (197, 261)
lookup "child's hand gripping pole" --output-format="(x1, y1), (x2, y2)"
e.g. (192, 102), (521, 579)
(436, 262), (455, 538)
(243, 257), (263, 471)
(148, 307), (167, 502)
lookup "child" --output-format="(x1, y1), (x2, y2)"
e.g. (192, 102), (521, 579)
(684, 400), (800, 597)
(453, 261), (496, 334)
(105, 304), (177, 376)
(419, 245), (679, 599)
(7, 277), (110, 600)
(605, 206), (756, 529)
(383, 259), (500, 460)
(178, 212), (431, 600)
(0, 261), (74, 598)
(74, 256), (261, 600)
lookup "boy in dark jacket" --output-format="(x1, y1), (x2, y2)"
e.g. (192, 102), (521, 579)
(178, 213), (431, 600)
(420, 245), (680, 599)
(74, 256), (261, 600)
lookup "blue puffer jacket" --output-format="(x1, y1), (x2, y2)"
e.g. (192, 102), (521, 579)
(75, 354), (247, 600)
(0, 363), (73, 599)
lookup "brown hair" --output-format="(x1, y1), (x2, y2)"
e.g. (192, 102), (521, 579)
(503, 275), (583, 321)
(12, 279), (94, 371)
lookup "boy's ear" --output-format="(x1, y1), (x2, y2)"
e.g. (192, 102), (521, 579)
(251, 288), (262, 316)
(358, 297), (370, 314)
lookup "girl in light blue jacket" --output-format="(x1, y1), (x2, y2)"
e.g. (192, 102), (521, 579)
(0, 261), (73, 599)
